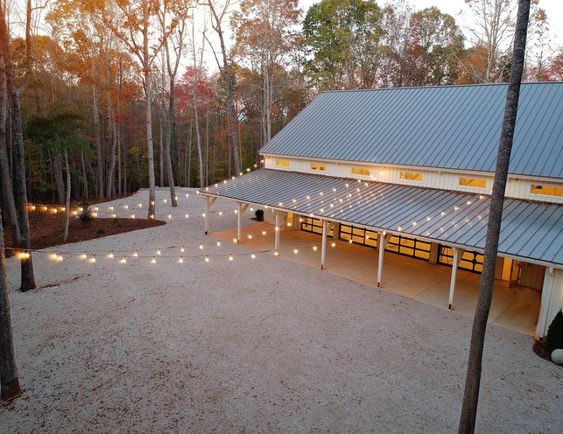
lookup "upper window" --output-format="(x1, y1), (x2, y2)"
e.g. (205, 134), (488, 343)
(275, 159), (290, 168)
(459, 177), (486, 189)
(351, 166), (370, 176)
(310, 162), (326, 171)
(400, 171), (423, 181)
(530, 184), (563, 197)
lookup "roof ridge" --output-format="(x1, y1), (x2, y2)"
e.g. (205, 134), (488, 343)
(319, 81), (563, 95)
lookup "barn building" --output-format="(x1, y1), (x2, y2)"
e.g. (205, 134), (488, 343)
(201, 82), (563, 339)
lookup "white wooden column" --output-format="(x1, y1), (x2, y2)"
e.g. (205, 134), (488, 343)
(321, 219), (328, 270)
(377, 231), (389, 287)
(204, 196), (216, 235)
(448, 247), (464, 310)
(274, 211), (281, 253)
(236, 202), (249, 243)
(204, 196), (210, 235)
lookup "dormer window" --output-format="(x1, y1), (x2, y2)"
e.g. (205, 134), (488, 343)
(351, 166), (370, 176)
(400, 171), (423, 181)
(310, 162), (326, 171)
(530, 184), (562, 197)
(459, 177), (486, 189)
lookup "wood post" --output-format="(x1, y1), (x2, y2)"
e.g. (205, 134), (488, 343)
(236, 202), (242, 243)
(274, 211), (280, 253)
(448, 247), (464, 310)
(321, 219), (327, 270)
(377, 231), (388, 287)
(204, 196), (210, 235)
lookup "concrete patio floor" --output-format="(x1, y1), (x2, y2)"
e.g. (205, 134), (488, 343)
(214, 222), (541, 336)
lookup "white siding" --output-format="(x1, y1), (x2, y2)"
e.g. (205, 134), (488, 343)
(536, 268), (563, 338)
(264, 156), (563, 204)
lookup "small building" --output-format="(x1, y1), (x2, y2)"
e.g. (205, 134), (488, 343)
(201, 83), (563, 338)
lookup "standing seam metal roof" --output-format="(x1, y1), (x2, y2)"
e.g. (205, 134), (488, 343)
(260, 83), (563, 179)
(202, 169), (563, 266)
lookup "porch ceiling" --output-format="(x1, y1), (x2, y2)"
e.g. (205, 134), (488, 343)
(201, 169), (563, 267)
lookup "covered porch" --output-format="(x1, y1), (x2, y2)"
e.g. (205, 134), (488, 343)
(212, 222), (541, 336)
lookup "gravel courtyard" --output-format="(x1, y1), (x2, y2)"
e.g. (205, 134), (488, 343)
(1, 188), (561, 433)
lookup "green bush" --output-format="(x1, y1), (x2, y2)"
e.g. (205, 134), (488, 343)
(545, 310), (563, 353)
(79, 202), (93, 224)
(96, 228), (105, 236)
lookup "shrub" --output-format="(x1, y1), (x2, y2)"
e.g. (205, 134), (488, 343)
(255, 209), (264, 221)
(114, 219), (123, 228)
(79, 202), (93, 224)
(545, 310), (563, 353)
(96, 228), (105, 236)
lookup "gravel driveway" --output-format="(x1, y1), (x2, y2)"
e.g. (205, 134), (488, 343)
(1, 188), (561, 433)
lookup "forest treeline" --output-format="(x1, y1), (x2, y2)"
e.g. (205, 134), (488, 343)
(2, 0), (562, 210)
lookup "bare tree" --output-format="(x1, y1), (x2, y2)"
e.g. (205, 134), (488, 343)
(0, 3), (36, 291)
(0, 206), (23, 402)
(108, 0), (181, 219)
(464, 0), (516, 82)
(457, 1), (531, 433)
(204, 0), (241, 176)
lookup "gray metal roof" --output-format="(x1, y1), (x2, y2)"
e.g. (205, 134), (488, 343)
(260, 83), (563, 180)
(203, 169), (563, 266)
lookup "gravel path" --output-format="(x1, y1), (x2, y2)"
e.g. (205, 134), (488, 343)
(1, 188), (561, 433)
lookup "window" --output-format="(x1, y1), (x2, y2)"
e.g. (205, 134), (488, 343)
(311, 162), (326, 171)
(438, 246), (483, 273)
(300, 217), (333, 236)
(400, 171), (423, 181)
(339, 224), (378, 248)
(351, 166), (371, 176)
(459, 177), (486, 189)
(530, 184), (563, 197)
(386, 235), (431, 260)
(276, 159), (290, 168)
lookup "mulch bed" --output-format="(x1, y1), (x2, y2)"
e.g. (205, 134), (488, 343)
(4, 211), (165, 258)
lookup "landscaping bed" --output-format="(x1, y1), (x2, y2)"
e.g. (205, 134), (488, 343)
(4, 211), (165, 257)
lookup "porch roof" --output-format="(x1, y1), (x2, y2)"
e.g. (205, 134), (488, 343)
(201, 169), (563, 267)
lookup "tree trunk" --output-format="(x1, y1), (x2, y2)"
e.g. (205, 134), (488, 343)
(0, 207), (22, 401)
(92, 85), (104, 199)
(106, 101), (117, 199)
(165, 80), (177, 206)
(0, 53), (19, 241)
(81, 151), (89, 200)
(63, 150), (71, 242)
(457, 2), (531, 433)
(52, 152), (65, 203)
(159, 117), (164, 186)
(0, 7), (35, 291)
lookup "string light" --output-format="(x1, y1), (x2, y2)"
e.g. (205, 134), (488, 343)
(251, 253), (256, 259)
(120, 257), (127, 264)
(150, 257), (157, 264)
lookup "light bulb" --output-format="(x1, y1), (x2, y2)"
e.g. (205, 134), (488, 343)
(89, 257), (96, 263)
(261, 231), (267, 236)
(156, 250), (161, 255)
(228, 255), (234, 261)
(247, 234), (253, 239)
(180, 247), (185, 253)
(274, 251), (279, 256)
(205, 256), (210, 263)
(133, 252), (138, 257)
(178, 257), (184, 264)
(168, 214), (172, 219)
(120, 258), (127, 264)
(331, 242), (336, 248)
(216, 241), (221, 247)
(313, 246), (318, 251)
(199, 244), (204, 250)
(251, 253), (256, 259)
(80, 254), (87, 260)
(107, 252), (114, 259)
(185, 214), (189, 219)
(150, 258), (156, 264)
(293, 249), (299, 254)
(233, 238), (238, 243)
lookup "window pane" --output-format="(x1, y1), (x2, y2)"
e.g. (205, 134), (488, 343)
(531, 184), (563, 197)
(311, 162), (326, 171)
(352, 166), (370, 176)
(276, 159), (290, 167)
(400, 171), (423, 181)
(459, 177), (486, 188)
